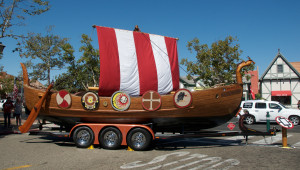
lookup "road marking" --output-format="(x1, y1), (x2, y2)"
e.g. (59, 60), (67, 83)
(120, 152), (190, 169)
(252, 133), (292, 145)
(292, 141), (300, 148)
(203, 158), (240, 170)
(148, 153), (207, 170)
(3, 165), (32, 170)
(120, 152), (240, 169)
(177, 157), (222, 170)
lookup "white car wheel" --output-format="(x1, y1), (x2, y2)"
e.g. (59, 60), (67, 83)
(244, 115), (255, 125)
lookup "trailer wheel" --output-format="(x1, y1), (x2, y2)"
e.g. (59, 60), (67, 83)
(126, 128), (152, 151)
(73, 126), (94, 148)
(99, 127), (122, 150)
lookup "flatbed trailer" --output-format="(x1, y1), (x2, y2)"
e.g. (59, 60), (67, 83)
(29, 113), (276, 151)
(69, 123), (155, 151)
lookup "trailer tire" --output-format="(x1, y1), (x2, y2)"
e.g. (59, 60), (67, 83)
(73, 126), (94, 148)
(99, 127), (122, 150)
(127, 128), (152, 151)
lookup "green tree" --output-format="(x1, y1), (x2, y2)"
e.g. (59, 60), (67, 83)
(0, 72), (14, 98)
(181, 36), (254, 87)
(19, 26), (72, 85)
(54, 34), (99, 92)
(0, 0), (50, 39)
(77, 34), (100, 88)
(0, 0), (50, 71)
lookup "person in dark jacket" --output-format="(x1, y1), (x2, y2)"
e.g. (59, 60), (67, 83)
(14, 98), (22, 126)
(3, 97), (14, 128)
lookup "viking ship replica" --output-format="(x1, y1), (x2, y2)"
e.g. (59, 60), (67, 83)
(20, 26), (254, 134)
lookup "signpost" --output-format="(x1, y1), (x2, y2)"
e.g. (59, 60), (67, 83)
(266, 112), (270, 131)
(275, 116), (294, 148)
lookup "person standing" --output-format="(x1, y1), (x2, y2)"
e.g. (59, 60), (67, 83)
(3, 97), (14, 128)
(14, 98), (22, 126)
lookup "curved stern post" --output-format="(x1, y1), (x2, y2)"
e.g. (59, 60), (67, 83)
(20, 63), (29, 86)
(19, 83), (53, 133)
(236, 57), (255, 85)
(19, 63), (54, 133)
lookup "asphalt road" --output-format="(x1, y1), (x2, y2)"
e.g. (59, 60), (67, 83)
(0, 132), (300, 170)
(1, 116), (300, 170)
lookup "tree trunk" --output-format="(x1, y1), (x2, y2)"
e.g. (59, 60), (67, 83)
(47, 57), (50, 85)
(1, 0), (16, 38)
(48, 68), (50, 86)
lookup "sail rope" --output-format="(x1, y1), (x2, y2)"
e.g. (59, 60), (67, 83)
(90, 26), (95, 40)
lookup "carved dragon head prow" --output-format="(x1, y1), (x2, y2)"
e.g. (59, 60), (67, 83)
(236, 57), (255, 85)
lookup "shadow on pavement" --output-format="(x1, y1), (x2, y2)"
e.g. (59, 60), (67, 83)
(152, 137), (244, 151)
(0, 111), (39, 136)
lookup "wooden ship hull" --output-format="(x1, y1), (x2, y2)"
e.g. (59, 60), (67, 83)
(21, 64), (248, 132)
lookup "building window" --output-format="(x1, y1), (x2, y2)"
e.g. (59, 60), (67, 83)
(271, 96), (291, 105)
(277, 64), (283, 73)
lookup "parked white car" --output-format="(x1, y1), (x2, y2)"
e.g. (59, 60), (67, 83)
(239, 100), (300, 125)
(0, 99), (7, 109)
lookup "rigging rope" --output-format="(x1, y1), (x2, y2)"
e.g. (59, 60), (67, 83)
(91, 26), (95, 39)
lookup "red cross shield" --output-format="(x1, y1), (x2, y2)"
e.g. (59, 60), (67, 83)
(142, 90), (161, 111)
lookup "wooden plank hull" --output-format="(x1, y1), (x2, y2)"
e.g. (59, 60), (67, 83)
(24, 83), (242, 132)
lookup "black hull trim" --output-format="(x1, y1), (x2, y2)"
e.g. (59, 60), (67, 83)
(38, 112), (236, 133)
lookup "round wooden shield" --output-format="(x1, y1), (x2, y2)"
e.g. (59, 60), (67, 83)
(142, 90), (161, 111)
(56, 90), (72, 109)
(173, 89), (192, 108)
(111, 91), (130, 111)
(81, 91), (99, 110)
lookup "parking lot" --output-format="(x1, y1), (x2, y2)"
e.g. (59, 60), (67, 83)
(1, 131), (300, 170)
(0, 109), (300, 169)
(1, 113), (300, 170)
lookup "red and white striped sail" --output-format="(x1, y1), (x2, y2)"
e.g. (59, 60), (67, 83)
(96, 26), (179, 96)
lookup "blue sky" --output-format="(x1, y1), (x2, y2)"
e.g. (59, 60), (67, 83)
(1, 0), (300, 84)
